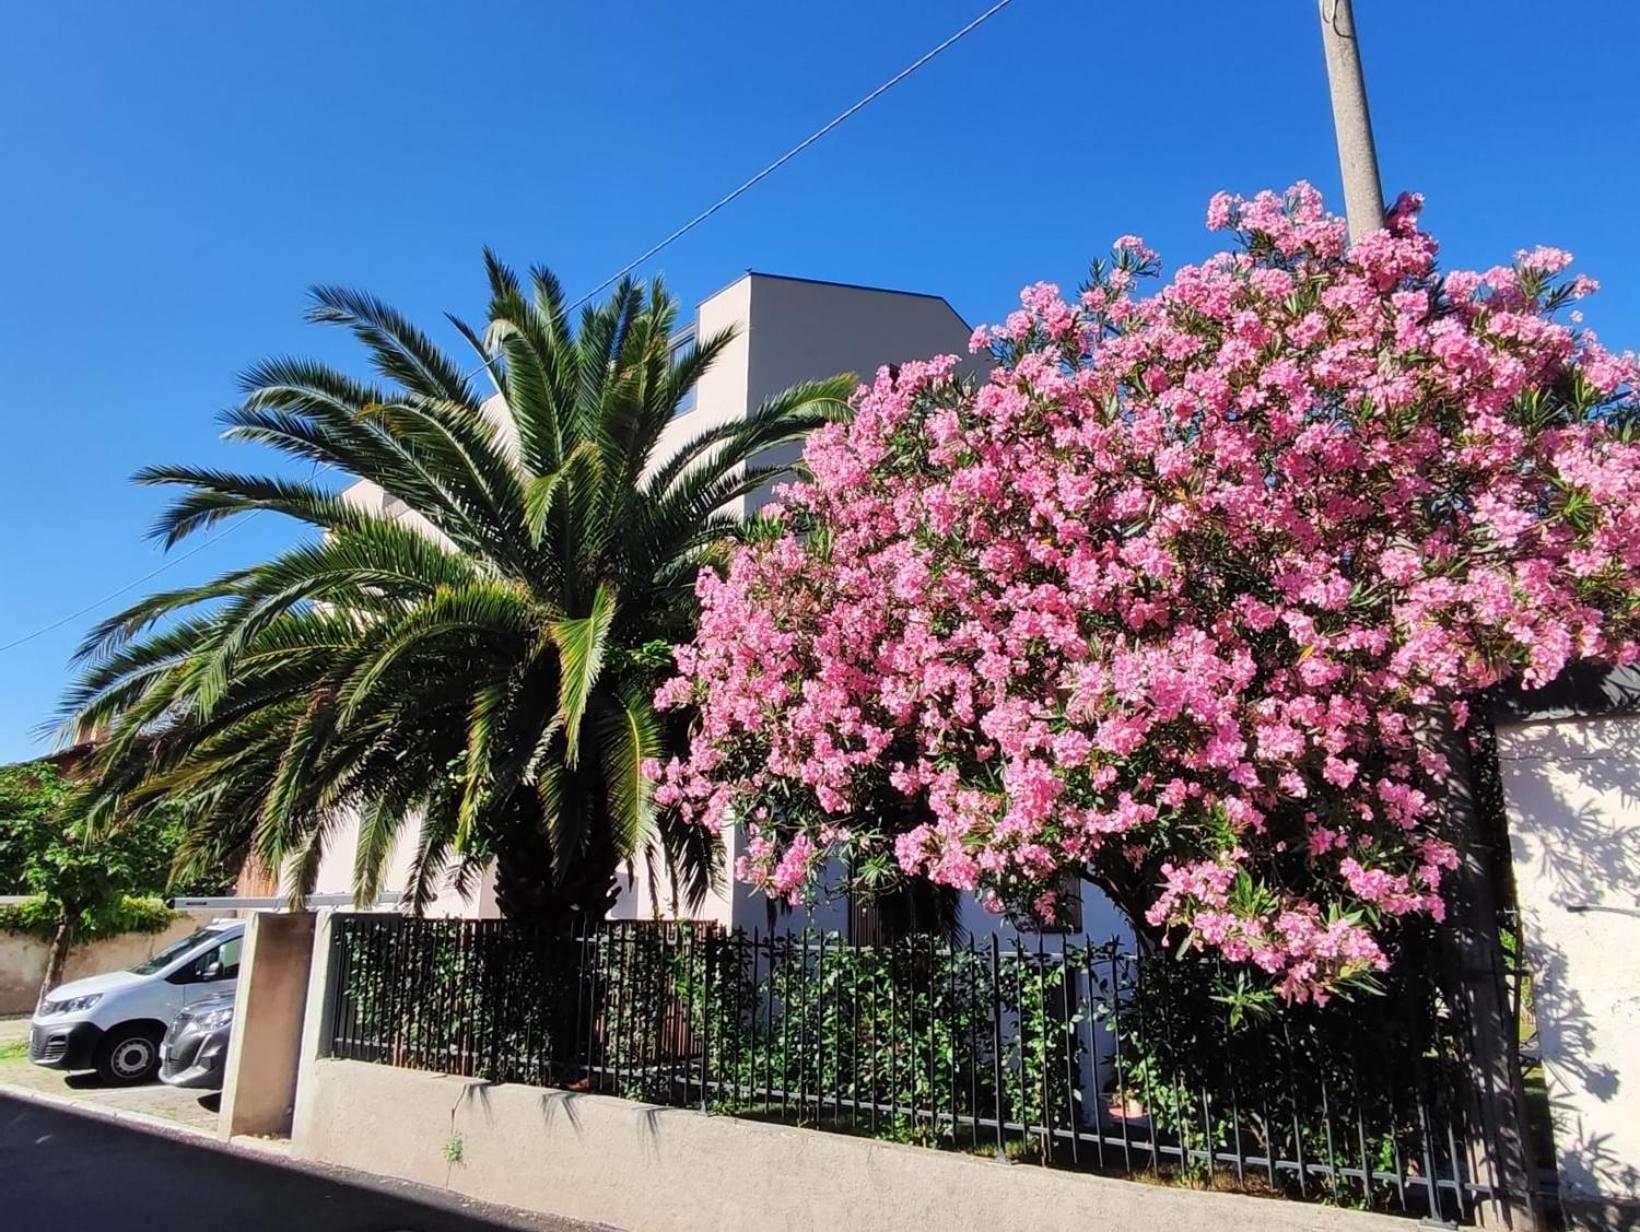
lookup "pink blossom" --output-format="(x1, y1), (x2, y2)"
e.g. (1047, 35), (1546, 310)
(655, 184), (1640, 1000)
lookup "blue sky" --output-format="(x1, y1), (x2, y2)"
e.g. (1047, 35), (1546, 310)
(2, 1), (1637, 761)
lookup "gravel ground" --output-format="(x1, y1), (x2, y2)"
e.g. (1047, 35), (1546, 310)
(0, 1013), (220, 1133)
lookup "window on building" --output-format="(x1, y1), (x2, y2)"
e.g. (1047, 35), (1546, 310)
(847, 879), (962, 945)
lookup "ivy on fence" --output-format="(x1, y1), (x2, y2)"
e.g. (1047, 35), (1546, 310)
(328, 917), (1492, 1223)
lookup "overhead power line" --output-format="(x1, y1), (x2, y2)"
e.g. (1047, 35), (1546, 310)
(562, 0), (1018, 313)
(0, 0), (1020, 658)
(0, 515), (250, 654)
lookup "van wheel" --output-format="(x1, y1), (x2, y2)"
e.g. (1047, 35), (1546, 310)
(95, 1024), (161, 1086)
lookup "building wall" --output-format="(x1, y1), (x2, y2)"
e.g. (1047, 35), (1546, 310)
(740, 274), (981, 409)
(0, 908), (225, 1015)
(614, 273), (998, 930)
(303, 804), (494, 918)
(1495, 713), (1640, 1220)
(650, 273), (754, 470)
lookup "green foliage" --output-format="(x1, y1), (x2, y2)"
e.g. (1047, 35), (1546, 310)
(0, 894), (176, 941)
(690, 937), (1077, 1151)
(1107, 942), (1465, 1207)
(335, 918), (579, 1085)
(0, 758), (231, 943)
(356, 923), (1081, 1157)
(0, 896), (63, 936)
(0, 761), (72, 894)
(66, 262), (852, 924)
(335, 918), (1478, 1213)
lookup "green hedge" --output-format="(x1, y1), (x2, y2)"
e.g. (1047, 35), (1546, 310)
(0, 894), (179, 941)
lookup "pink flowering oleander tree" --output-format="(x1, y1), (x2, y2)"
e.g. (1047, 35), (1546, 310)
(650, 184), (1640, 1001)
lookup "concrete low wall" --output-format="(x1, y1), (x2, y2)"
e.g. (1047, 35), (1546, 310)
(292, 1058), (1412, 1232)
(0, 909), (222, 1014)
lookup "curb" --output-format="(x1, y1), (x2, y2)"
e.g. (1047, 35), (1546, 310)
(0, 1079), (596, 1231)
(0, 1078), (223, 1143)
(0, 1078), (293, 1160)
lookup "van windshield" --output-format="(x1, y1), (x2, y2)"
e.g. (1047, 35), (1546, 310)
(129, 927), (220, 975)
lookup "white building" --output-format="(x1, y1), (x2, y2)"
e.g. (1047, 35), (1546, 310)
(310, 270), (1128, 945)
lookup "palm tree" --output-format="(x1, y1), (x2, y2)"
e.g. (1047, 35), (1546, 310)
(65, 256), (850, 927)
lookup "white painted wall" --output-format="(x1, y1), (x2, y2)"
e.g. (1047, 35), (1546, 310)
(302, 804), (494, 918)
(1496, 713), (1640, 1216)
(650, 274), (754, 472)
(293, 1058), (1413, 1232)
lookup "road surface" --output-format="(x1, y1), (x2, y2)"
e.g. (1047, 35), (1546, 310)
(0, 1092), (606, 1232)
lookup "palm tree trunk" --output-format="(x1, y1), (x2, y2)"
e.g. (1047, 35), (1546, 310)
(551, 858), (620, 926)
(491, 821), (554, 922)
(490, 799), (620, 930)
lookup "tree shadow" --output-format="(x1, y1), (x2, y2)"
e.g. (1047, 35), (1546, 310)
(1495, 711), (1639, 1209)
(537, 1089), (584, 1140)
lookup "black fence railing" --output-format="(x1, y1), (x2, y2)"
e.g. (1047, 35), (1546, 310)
(326, 915), (1498, 1223)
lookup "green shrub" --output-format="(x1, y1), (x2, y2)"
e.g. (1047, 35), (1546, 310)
(0, 894), (178, 940)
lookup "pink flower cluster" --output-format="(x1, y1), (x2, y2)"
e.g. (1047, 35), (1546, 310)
(654, 184), (1640, 998)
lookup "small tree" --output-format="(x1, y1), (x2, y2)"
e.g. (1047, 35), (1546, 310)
(0, 761), (66, 894)
(654, 185), (1640, 1002)
(0, 759), (227, 1007)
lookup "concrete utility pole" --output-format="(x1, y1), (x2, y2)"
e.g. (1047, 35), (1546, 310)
(1316, 0), (1385, 241)
(1315, 9), (1544, 1227)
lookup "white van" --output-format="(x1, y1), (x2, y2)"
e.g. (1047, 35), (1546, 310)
(28, 918), (244, 1085)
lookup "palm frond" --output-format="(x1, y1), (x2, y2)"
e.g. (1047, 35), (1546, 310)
(548, 583), (616, 768)
(306, 285), (476, 406)
(590, 683), (663, 862)
(65, 252), (835, 927)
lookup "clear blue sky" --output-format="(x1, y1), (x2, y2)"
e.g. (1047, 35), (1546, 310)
(2, 1), (1637, 762)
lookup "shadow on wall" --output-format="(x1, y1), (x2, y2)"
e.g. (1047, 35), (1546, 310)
(1496, 712), (1640, 1208)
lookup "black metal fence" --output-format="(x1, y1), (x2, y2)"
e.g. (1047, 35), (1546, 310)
(325, 915), (1499, 1222)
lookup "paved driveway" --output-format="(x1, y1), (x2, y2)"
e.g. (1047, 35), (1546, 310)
(0, 1015), (219, 1133)
(1, 1092), (607, 1232)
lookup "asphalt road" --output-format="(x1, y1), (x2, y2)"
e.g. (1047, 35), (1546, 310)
(0, 1093), (606, 1232)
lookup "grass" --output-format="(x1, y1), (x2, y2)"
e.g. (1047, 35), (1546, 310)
(1521, 1062), (1558, 1170)
(0, 1039), (28, 1063)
